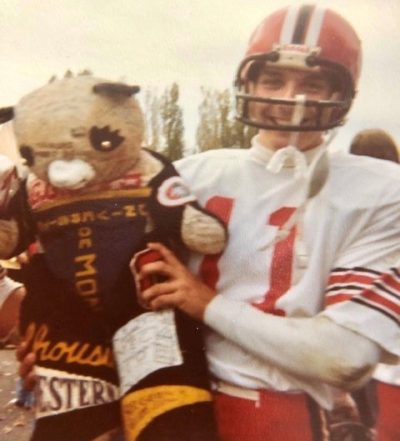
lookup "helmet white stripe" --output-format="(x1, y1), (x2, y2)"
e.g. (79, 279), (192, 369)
(280, 5), (301, 44)
(304, 6), (326, 47)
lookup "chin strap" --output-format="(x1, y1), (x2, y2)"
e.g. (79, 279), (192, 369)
(268, 127), (338, 246)
(266, 146), (307, 177)
(307, 128), (337, 198)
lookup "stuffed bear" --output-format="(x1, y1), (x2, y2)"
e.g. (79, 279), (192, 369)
(0, 74), (226, 441)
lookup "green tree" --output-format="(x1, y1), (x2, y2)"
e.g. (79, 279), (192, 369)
(196, 87), (220, 151)
(142, 87), (161, 151)
(160, 83), (185, 161)
(217, 89), (233, 148)
(196, 87), (256, 151)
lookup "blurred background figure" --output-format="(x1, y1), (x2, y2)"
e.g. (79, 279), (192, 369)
(0, 254), (36, 410)
(0, 253), (28, 284)
(0, 122), (23, 165)
(350, 128), (399, 441)
(349, 128), (399, 163)
(0, 263), (25, 346)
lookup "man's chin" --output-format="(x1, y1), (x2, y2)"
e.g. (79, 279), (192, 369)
(259, 129), (322, 151)
(259, 130), (291, 149)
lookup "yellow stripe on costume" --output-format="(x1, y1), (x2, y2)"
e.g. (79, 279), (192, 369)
(121, 385), (212, 441)
(34, 188), (152, 211)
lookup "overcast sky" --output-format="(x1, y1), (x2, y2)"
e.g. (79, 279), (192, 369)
(1, 0), (399, 151)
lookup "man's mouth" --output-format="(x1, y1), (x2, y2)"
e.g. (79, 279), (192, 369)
(261, 113), (313, 127)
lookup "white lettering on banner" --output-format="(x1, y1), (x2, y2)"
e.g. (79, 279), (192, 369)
(113, 310), (183, 395)
(35, 366), (120, 418)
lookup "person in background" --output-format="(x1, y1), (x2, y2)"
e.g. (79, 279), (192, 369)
(350, 129), (399, 163)
(350, 128), (399, 441)
(0, 261), (34, 409)
(135, 4), (400, 441)
(0, 263), (25, 346)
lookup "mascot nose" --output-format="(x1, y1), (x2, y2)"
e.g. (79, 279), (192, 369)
(48, 159), (96, 190)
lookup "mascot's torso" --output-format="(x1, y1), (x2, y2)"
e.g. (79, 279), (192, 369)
(27, 162), (159, 315)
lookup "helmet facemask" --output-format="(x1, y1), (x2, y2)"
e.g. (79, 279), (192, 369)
(235, 48), (356, 132)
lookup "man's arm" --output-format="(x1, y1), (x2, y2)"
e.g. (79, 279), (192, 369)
(204, 295), (383, 390)
(135, 242), (386, 391)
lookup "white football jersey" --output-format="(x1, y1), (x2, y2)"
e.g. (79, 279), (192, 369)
(175, 138), (400, 408)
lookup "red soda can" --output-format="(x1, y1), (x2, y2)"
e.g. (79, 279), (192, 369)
(132, 248), (164, 292)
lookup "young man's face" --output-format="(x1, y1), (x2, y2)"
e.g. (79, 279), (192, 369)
(248, 66), (336, 151)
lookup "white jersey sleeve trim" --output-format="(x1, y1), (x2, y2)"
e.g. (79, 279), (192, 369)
(322, 267), (400, 357)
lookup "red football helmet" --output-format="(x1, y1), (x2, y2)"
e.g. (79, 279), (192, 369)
(235, 4), (362, 131)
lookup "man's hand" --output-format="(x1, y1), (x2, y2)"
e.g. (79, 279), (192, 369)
(16, 340), (37, 390)
(131, 242), (216, 322)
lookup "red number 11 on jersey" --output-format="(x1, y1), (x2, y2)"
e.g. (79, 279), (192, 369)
(199, 197), (296, 316)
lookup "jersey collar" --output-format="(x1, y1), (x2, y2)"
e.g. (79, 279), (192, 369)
(249, 135), (325, 171)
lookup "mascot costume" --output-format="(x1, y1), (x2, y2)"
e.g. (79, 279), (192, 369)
(0, 74), (226, 441)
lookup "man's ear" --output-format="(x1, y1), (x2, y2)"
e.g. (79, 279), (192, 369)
(0, 107), (14, 125)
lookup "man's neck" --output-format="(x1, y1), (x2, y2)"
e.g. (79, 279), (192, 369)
(254, 135), (324, 153)
(250, 135), (326, 168)
(257, 131), (324, 152)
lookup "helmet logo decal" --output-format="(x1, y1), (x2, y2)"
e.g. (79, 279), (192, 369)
(275, 43), (312, 53)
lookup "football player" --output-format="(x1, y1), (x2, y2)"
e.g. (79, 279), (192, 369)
(137, 4), (400, 441)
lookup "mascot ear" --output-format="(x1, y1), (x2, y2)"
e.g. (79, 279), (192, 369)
(93, 83), (140, 97)
(0, 107), (14, 124)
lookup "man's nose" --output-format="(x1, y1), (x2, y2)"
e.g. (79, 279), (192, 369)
(281, 80), (298, 99)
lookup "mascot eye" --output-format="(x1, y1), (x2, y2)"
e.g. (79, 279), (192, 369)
(19, 145), (35, 166)
(89, 125), (124, 152)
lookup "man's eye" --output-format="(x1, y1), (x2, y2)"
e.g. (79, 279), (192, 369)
(258, 78), (282, 88)
(303, 81), (327, 94)
(307, 83), (321, 91)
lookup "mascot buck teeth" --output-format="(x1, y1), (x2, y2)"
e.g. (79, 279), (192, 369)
(0, 74), (226, 441)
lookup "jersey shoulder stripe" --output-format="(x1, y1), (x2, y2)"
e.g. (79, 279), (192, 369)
(325, 267), (381, 305)
(326, 267), (400, 326)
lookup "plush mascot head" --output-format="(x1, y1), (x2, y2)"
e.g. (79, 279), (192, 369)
(0, 72), (226, 260)
(14, 75), (144, 191)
